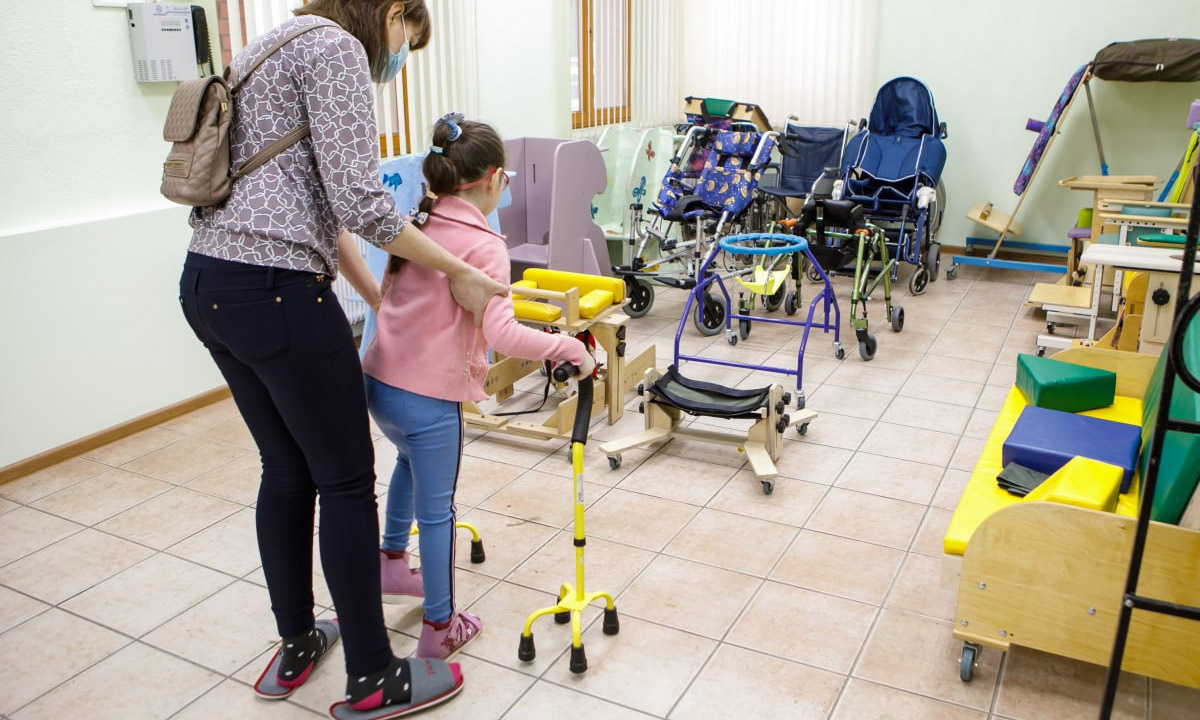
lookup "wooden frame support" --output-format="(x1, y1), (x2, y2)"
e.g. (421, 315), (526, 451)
(599, 368), (818, 489)
(461, 285), (655, 442)
(954, 502), (1200, 688)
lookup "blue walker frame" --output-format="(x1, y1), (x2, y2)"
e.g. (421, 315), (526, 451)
(675, 232), (842, 407)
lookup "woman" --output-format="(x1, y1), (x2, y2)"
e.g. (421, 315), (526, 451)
(178, 1), (502, 715)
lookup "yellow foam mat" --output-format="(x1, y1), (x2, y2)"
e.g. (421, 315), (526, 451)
(523, 268), (625, 304)
(1024, 457), (1122, 512)
(513, 299), (561, 323)
(943, 386), (1142, 556)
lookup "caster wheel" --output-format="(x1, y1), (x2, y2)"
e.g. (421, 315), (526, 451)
(570, 644), (588, 674)
(518, 633), (536, 662)
(784, 290), (798, 315)
(624, 277), (654, 318)
(891, 305), (904, 333)
(796, 392), (806, 410)
(739, 319), (751, 340)
(554, 610), (570, 624)
(1037, 347), (1046, 357)
(960, 643), (980, 682)
(608, 454), (622, 470)
(470, 539), (486, 564)
(603, 607), (620, 635)
(946, 266), (959, 281)
(761, 480), (774, 495)
(1046, 322), (1056, 335)
(726, 332), (738, 346)
(909, 267), (929, 295)
(858, 334), (877, 361)
(693, 293), (724, 336)
(925, 242), (941, 281)
(798, 423), (809, 436)
(806, 263), (823, 283)
(834, 343), (846, 360)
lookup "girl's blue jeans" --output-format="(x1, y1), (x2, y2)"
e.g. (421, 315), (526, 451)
(364, 377), (462, 623)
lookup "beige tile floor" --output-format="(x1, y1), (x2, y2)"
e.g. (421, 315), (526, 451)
(1, 263), (1197, 719)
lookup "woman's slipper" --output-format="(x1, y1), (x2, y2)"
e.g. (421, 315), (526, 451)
(254, 619), (341, 700)
(328, 657), (463, 720)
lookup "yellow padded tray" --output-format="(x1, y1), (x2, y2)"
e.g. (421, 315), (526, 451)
(943, 386), (1142, 555)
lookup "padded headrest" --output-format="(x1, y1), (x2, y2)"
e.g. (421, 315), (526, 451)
(869, 77), (939, 138)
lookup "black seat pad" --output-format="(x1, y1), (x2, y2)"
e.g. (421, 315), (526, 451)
(649, 365), (771, 419)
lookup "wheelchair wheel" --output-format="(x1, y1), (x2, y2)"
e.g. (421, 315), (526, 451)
(624, 277), (654, 318)
(693, 292), (725, 336)
(762, 283), (786, 312)
(806, 263), (824, 283)
(784, 290), (798, 316)
(909, 267), (929, 295)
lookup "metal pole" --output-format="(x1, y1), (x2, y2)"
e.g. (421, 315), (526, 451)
(1084, 80), (1109, 176)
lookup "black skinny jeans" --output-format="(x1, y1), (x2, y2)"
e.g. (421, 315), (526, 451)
(179, 252), (390, 676)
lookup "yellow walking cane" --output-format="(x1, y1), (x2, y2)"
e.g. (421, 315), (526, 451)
(517, 365), (619, 673)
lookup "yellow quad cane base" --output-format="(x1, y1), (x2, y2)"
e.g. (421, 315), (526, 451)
(517, 443), (619, 674)
(409, 521), (486, 564)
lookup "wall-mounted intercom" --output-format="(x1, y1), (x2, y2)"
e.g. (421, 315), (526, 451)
(127, 2), (213, 83)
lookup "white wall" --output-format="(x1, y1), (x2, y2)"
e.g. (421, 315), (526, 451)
(473, 0), (571, 139)
(876, 0), (1200, 249)
(0, 2), (224, 467)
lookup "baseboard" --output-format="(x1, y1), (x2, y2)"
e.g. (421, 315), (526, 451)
(0, 386), (232, 486)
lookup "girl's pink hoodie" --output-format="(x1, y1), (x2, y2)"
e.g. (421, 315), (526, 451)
(362, 195), (589, 402)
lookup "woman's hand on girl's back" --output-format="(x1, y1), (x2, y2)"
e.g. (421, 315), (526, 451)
(449, 265), (509, 326)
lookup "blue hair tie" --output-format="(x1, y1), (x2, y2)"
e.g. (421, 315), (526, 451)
(436, 111), (465, 142)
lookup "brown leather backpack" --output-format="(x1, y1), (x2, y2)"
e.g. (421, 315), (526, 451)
(160, 21), (333, 207)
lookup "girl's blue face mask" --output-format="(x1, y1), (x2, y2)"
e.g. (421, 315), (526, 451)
(379, 17), (409, 83)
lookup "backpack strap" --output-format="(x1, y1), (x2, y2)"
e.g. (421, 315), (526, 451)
(228, 18), (338, 181)
(232, 123), (312, 181)
(228, 18), (338, 91)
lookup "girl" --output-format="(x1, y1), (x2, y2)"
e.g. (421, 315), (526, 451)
(362, 115), (595, 659)
(179, 2), (504, 715)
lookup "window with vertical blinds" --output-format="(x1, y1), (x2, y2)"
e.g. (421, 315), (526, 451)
(571, 0), (631, 129)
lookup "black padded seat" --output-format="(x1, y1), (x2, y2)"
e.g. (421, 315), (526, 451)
(649, 365), (771, 419)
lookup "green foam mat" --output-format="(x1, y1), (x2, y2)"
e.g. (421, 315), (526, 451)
(1016, 353), (1116, 413)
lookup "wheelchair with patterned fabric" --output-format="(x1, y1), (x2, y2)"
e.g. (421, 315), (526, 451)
(616, 129), (780, 332)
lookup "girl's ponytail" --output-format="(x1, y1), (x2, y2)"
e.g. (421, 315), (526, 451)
(387, 113), (505, 275)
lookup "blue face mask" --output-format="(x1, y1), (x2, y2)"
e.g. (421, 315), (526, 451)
(378, 19), (409, 83)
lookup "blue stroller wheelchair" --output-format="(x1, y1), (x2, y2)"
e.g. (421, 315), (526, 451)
(838, 77), (948, 295)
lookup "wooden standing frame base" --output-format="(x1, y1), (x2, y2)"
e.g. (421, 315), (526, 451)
(598, 368), (818, 492)
(462, 286), (656, 442)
